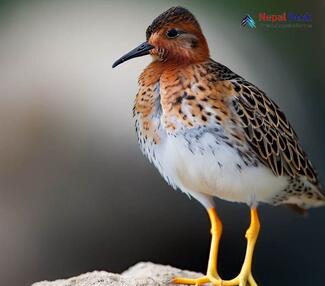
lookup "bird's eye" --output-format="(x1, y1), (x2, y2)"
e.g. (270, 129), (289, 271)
(166, 29), (179, 38)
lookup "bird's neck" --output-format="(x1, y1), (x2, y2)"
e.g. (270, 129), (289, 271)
(140, 57), (207, 85)
(163, 45), (210, 67)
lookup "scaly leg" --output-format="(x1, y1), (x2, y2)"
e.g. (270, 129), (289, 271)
(218, 208), (260, 286)
(172, 208), (260, 286)
(172, 207), (223, 285)
(206, 208), (223, 279)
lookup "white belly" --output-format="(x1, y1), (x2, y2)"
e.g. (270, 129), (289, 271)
(152, 131), (289, 206)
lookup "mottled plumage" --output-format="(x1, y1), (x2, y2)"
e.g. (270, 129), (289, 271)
(134, 59), (324, 209)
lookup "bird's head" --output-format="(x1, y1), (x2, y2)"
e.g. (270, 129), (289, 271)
(112, 7), (210, 68)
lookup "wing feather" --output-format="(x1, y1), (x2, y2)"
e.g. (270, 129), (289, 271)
(232, 79), (319, 185)
(206, 60), (320, 187)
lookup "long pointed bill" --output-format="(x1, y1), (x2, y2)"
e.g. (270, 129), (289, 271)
(112, 42), (154, 68)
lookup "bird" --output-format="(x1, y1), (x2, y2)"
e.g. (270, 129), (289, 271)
(112, 6), (324, 286)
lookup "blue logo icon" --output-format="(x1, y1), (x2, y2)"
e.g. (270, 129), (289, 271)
(241, 15), (256, 28)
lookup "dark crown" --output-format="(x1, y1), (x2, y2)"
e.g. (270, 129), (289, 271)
(146, 7), (201, 40)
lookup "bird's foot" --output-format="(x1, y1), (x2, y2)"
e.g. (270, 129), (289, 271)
(221, 271), (257, 286)
(172, 274), (221, 286)
(172, 271), (257, 286)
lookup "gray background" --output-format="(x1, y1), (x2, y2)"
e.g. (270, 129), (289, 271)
(0, 0), (324, 285)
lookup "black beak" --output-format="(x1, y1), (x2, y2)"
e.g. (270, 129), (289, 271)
(112, 42), (154, 68)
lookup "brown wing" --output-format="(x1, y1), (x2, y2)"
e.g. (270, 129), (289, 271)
(231, 79), (319, 185)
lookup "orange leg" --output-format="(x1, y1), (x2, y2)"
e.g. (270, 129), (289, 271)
(218, 208), (260, 286)
(172, 207), (223, 285)
(172, 208), (260, 286)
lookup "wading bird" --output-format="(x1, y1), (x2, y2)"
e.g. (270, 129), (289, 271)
(112, 7), (324, 286)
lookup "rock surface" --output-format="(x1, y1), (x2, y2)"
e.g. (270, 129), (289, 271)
(32, 262), (204, 286)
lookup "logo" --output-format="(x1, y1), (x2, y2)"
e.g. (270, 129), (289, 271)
(241, 12), (312, 29)
(241, 15), (256, 28)
(259, 12), (312, 23)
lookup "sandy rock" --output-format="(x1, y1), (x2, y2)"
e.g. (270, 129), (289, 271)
(32, 262), (204, 286)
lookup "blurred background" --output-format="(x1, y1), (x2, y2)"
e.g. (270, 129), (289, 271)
(0, 0), (324, 285)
